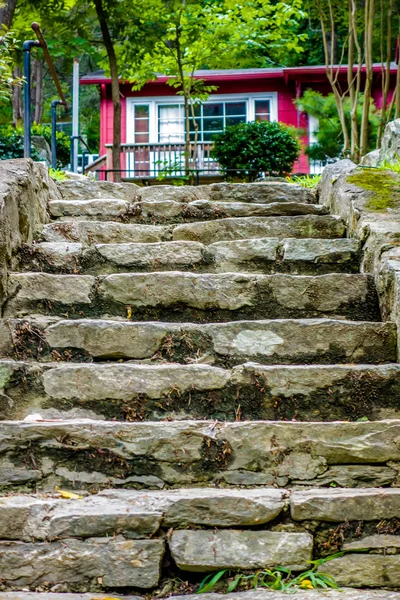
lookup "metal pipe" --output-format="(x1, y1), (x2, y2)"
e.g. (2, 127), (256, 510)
(51, 100), (63, 169)
(23, 40), (40, 158)
(71, 58), (80, 172)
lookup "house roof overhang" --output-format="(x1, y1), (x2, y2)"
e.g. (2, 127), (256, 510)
(80, 63), (399, 86)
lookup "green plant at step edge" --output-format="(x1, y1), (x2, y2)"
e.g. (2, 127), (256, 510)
(347, 168), (400, 211)
(197, 552), (344, 594)
(49, 168), (66, 181)
(287, 175), (322, 189)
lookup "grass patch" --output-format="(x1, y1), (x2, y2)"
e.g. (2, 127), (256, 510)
(347, 167), (400, 211)
(287, 174), (322, 188)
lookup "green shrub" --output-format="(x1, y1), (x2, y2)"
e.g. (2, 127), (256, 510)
(211, 120), (301, 180)
(0, 126), (40, 160)
(32, 123), (70, 168)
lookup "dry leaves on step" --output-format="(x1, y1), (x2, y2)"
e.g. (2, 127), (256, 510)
(55, 486), (83, 499)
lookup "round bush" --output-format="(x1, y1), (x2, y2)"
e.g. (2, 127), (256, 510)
(211, 120), (301, 179)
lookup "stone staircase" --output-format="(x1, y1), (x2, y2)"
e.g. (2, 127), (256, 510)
(0, 178), (400, 597)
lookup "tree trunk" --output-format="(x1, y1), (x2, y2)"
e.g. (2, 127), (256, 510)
(11, 66), (22, 127)
(34, 59), (44, 124)
(93, 0), (121, 182)
(360, 0), (375, 157)
(348, 0), (362, 161)
(376, 0), (393, 147)
(0, 0), (17, 28)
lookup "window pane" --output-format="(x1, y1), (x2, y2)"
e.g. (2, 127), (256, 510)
(158, 104), (184, 143)
(255, 114), (270, 122)
(255, 100), (270, 121)
(135, 119), (149, 133)
(203, 103), (223, 117)
(135, 133), (149, 143)
(226, 116), (246, 126)
(203, 117), (223, 131)
(135, 105), (149, 118)
(225, 102), (246, 116)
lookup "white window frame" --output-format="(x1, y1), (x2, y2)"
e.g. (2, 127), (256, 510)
(126, 92), (278, 144)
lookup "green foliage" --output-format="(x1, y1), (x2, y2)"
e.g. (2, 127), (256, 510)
(49, 167), (67, 180)
(347, 168), (400, 211)
(287, 174), (322, 188)
(296, 90), (380, 161)
(211, 120), (301, 180)
(31, 123), (70, 168)
(0, 27), (22, 103)
(197, 553), (344, 594)
(0, 126), (40, 160)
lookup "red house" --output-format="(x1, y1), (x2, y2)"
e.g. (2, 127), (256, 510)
(81, 64), (398, 181)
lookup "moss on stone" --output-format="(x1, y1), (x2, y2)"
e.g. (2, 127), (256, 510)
(347, 168), (400, 211)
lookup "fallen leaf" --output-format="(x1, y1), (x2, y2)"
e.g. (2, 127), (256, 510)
(55, 486), (83, 500)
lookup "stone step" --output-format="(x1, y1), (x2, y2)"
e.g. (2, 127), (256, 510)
(58, 179), (314, 204)
(41, 215), (345, 245)
(0, 418), (399, 490)
(1, 359), (399, 422)
(0, 593), (399, 600)
(4, 272), (379, 321)
(0, 488), (286, 540)
(18, 238), (361, 275)
(49, 198), (328, 223)
(1, 317), (394, 365)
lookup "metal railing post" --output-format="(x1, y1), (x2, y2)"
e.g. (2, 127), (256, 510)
(23, 40), (40, 158)
(51, 100), (63, 169)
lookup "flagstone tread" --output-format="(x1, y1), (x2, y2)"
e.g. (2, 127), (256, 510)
(172, 215), (345, 244)
(169, 529), (313, 572)
(19, 237), (361, 275)
(1, 317), (394, 365)
(1, 359), (400, 422)
(41, 215), (345, 246)
(4, 272), (378, 321)
(49, 198), (328, 223)
(322, 554), (400, 588)
(1, 419), (400, 490)
(290, 488), (400, 521)
(0, 488), (285, 540)
(0, 537), (164, 589)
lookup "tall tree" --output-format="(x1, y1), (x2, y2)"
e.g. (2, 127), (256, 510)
(0, 0), (17, 28)
(92, 0), (121, 181)
(119, 0), (306, 174)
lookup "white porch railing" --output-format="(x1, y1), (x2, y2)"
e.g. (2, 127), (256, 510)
(88, 142), (221, 181)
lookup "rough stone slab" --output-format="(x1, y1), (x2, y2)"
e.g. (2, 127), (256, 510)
(185, 199), (328, 219)
(43, 363), (231, 401)
(57, 178), (140, 201)
(99, 488), (285, 527)
(282, 238), (360, 265)
(6, 273), (94, 308)
(343, 534), (400, 550)
(180, 592), (400, 600)
(322, 554), (400, 587)
(95, 240), (205, 269)
(0, 494), (162, 540)
(1, 419), (400, 489)
(291, 488), (400, 522)
(140, 184), (208, 202)
(49, 198), (132, 220)
(234, 362), (400, 421)
(0, 537), (164, 588)
(30, 318), (397, 364)
(19, 242), (83, 271)
(0, 595), (141, 599)
(170, 529), (313, 571)
(173, 215), (345, 244)
(99, 272), (378, 321)
(41, 221), (171, 244)
(208, 181), (314, 203)
(291, 465), (398, 488)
